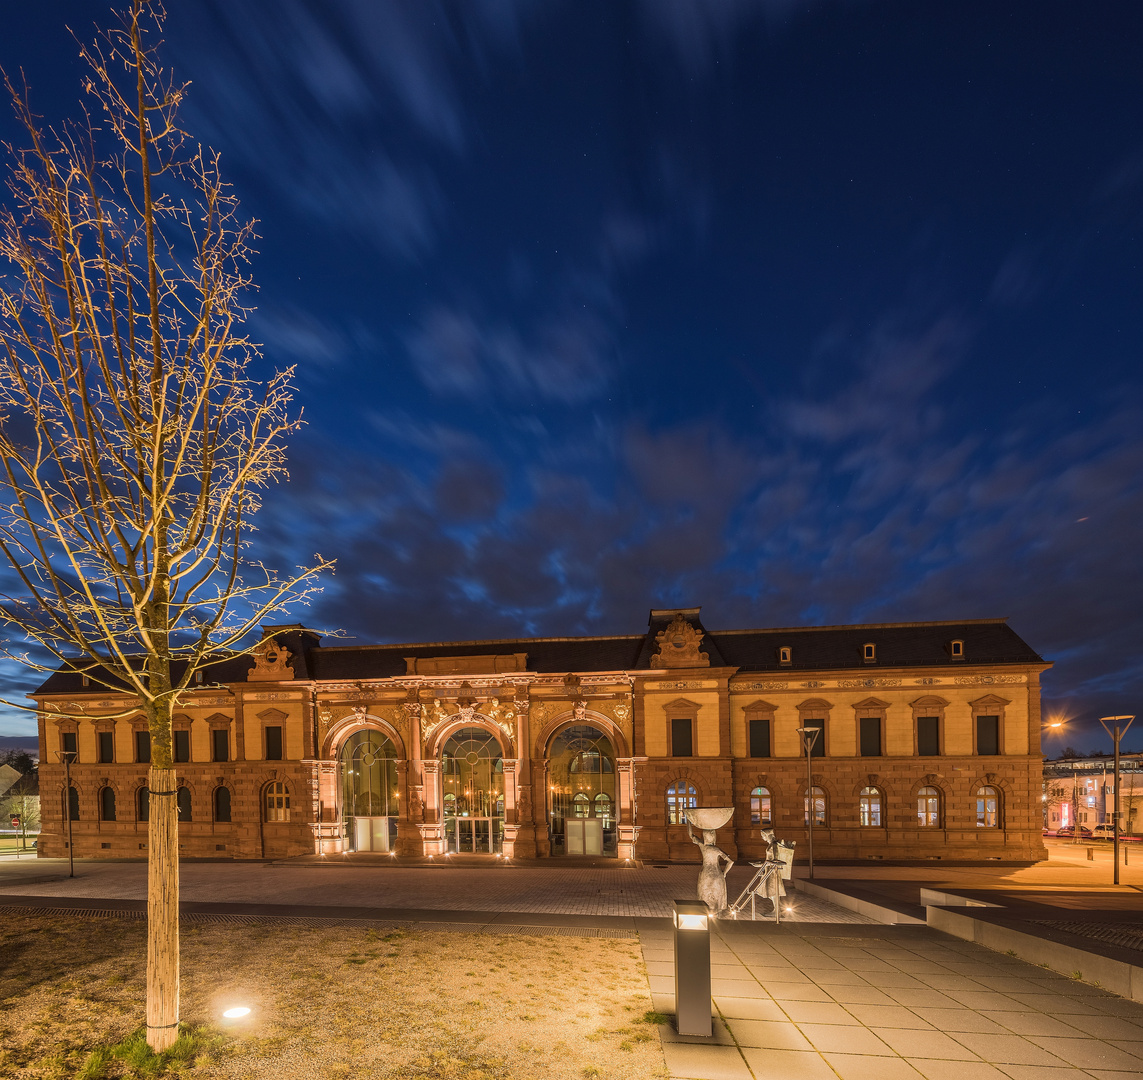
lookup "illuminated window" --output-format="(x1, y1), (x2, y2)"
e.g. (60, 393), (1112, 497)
(804, 786), (826, 825)
(976, 786), (999, 828)
(859, 786), (882, 827)
(779, 646), (792, 665)
(666, 780), (698, 825)
(572, 792), (590, 817)
(949, 639), (964, 659)
(750, 786), (772, 826)
(917, 787), (940, 827)
(265, 781), (291, 822)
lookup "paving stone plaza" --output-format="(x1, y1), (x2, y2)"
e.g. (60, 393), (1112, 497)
(2, 857), (1142, 1079)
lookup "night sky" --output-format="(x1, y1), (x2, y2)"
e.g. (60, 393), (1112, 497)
(1, 2), (1140, 751)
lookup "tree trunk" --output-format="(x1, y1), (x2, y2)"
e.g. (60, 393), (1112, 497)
(146, 676), (179, 1051)
(146, 762), (179, 1049)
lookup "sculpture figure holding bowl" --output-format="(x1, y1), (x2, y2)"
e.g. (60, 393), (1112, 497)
(684, 807), (735, 914)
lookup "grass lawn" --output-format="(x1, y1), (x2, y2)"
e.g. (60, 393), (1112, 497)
(0, 915), (667, 1080)
(0, 834), (39, 853)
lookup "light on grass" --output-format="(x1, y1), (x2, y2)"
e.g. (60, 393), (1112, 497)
(222, 1007), (251, 1019)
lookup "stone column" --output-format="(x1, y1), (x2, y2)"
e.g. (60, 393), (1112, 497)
(419, 757), (445, 854)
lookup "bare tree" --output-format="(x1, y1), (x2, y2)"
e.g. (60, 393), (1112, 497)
(0, 2), (331, 1049)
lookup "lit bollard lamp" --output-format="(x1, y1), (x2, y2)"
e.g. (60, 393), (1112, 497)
(673, 899), (712, 1037)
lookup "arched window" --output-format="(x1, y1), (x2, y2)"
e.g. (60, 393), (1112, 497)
(265, 781), (290, 822)
(750, 786), (772, 826)
(572, 792), (590, 817)
(666, 780), (698, 825)
(804, 786), (826, 826)
(214, 786), (232, 823)
(976, 786), (999, 828)
(99, 786), (116, 822)
(176, 786), (192, 822)
(859, 786), (882, 827)
(594, 792), (612, 825)
(137, 787), (149, 822)
(65, 786), (80, 821)
(917, 787), (940, 827)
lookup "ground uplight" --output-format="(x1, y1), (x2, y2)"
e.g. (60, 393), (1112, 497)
(222, 1007), (251, 1019)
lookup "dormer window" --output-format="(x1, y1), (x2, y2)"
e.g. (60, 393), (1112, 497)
(195, 670), (204, 684)
(949, 639), (964, 660)
(863, 643), (876, 663)
(81, 674), (90, 688)
(779, 646), (792, 666)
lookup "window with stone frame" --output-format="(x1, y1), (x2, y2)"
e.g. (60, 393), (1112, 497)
(859, 786), (883, 826)
(744, 700), (775, 758)
(976, 786), (1000, 828)
(99, 786), (116, 821)
(214, 786), (232, 823)
(176, 786), (192, 822)
(750, 786), (772, 826)
(97, 729), (115, 764)
(917, 787), (940, 827)
(971, 695), (1008, 757)
(796, 699), (830, 758)
(137, 786), (149, 822)
(666, 780), (698, 825)
(804, 786), (826, 825)
(265, 781), (291, 822)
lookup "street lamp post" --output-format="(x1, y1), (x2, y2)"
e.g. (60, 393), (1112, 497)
(795, 726), (821, 881)
(57, 749), (75, 878)
(1098, 715), (1135, 886)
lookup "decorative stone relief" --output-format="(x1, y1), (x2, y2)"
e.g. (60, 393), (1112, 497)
(740, 681), (787, 691)
(954, 674), (1024, 685)
(421, 699), (450, 740)
(838, 678), (902, 689)
(530, 702), (551, 724)
(247, 638), (294, 682)
(612, 702), (631, 724)
(649, 613), (710, 668)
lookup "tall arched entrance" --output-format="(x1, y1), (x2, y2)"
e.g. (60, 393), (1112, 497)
(339, 729), (399, 852)
(442, 727), (505, 854)
(548, 724), (618, 857)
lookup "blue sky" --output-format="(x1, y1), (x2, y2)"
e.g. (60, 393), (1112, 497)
(1, 1), (1140, 751)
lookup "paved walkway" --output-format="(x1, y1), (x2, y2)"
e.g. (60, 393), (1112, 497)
(645, 921), (1143, 1080)
(0, 859), (872, 921)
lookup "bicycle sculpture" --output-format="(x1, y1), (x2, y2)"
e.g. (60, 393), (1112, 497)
(727, 828), (796, 923)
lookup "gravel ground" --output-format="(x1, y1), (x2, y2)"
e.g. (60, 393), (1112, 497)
(0, 915), (667, 1080)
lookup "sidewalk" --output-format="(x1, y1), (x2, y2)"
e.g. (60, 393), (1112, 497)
(645, 920), (1143, 1080)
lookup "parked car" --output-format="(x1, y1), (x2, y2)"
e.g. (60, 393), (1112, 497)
(1054, 825), (1093, 839)
(1091, 824), (1142, 841)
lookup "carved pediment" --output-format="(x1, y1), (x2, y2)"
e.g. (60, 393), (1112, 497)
(743, 699), (778, 714)
(256, 707), (289, 723)
(797, 698), (833, 712)
(910, 695), (950, 709)
(969, 693), (1011, 708)
(852, 697), (891, 710)
(650, 614), (709, 669)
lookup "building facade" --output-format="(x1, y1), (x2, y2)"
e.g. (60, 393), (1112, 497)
(33, 609), (1050, 863)
(1043, 754), (1143, 834)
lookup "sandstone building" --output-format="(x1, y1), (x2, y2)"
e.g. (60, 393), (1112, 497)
(33, 609), (1049, 863)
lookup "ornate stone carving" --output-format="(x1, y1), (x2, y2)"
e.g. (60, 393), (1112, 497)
(486, 697), (516, 741)
(421, 699), (450, 739)
(838, 678), (901, 689)
(650, 613), (709, 668)
(612, 702), (631, 724)
(247, 637), (294, 682)
(530, 702), (550, 724)
(572, 698), (587, 721)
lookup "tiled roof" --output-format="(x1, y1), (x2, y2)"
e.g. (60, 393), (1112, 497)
(32, 612), (1046, 694)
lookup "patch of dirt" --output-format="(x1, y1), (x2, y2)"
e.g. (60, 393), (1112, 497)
(0, 916), (667, 1079)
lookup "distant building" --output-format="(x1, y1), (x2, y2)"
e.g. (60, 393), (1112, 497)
(33, 609), (1049, 863)
(1043, 754), (1143, 834)
(0, 763), (22, 799)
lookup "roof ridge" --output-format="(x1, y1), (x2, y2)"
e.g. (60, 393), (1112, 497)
(711, 618), (1010, 636)
(312, 634), (647, 653)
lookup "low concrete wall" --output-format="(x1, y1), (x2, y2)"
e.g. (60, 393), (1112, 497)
(792, 878), (924, 925)
(927, 905), (1143, 1003)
